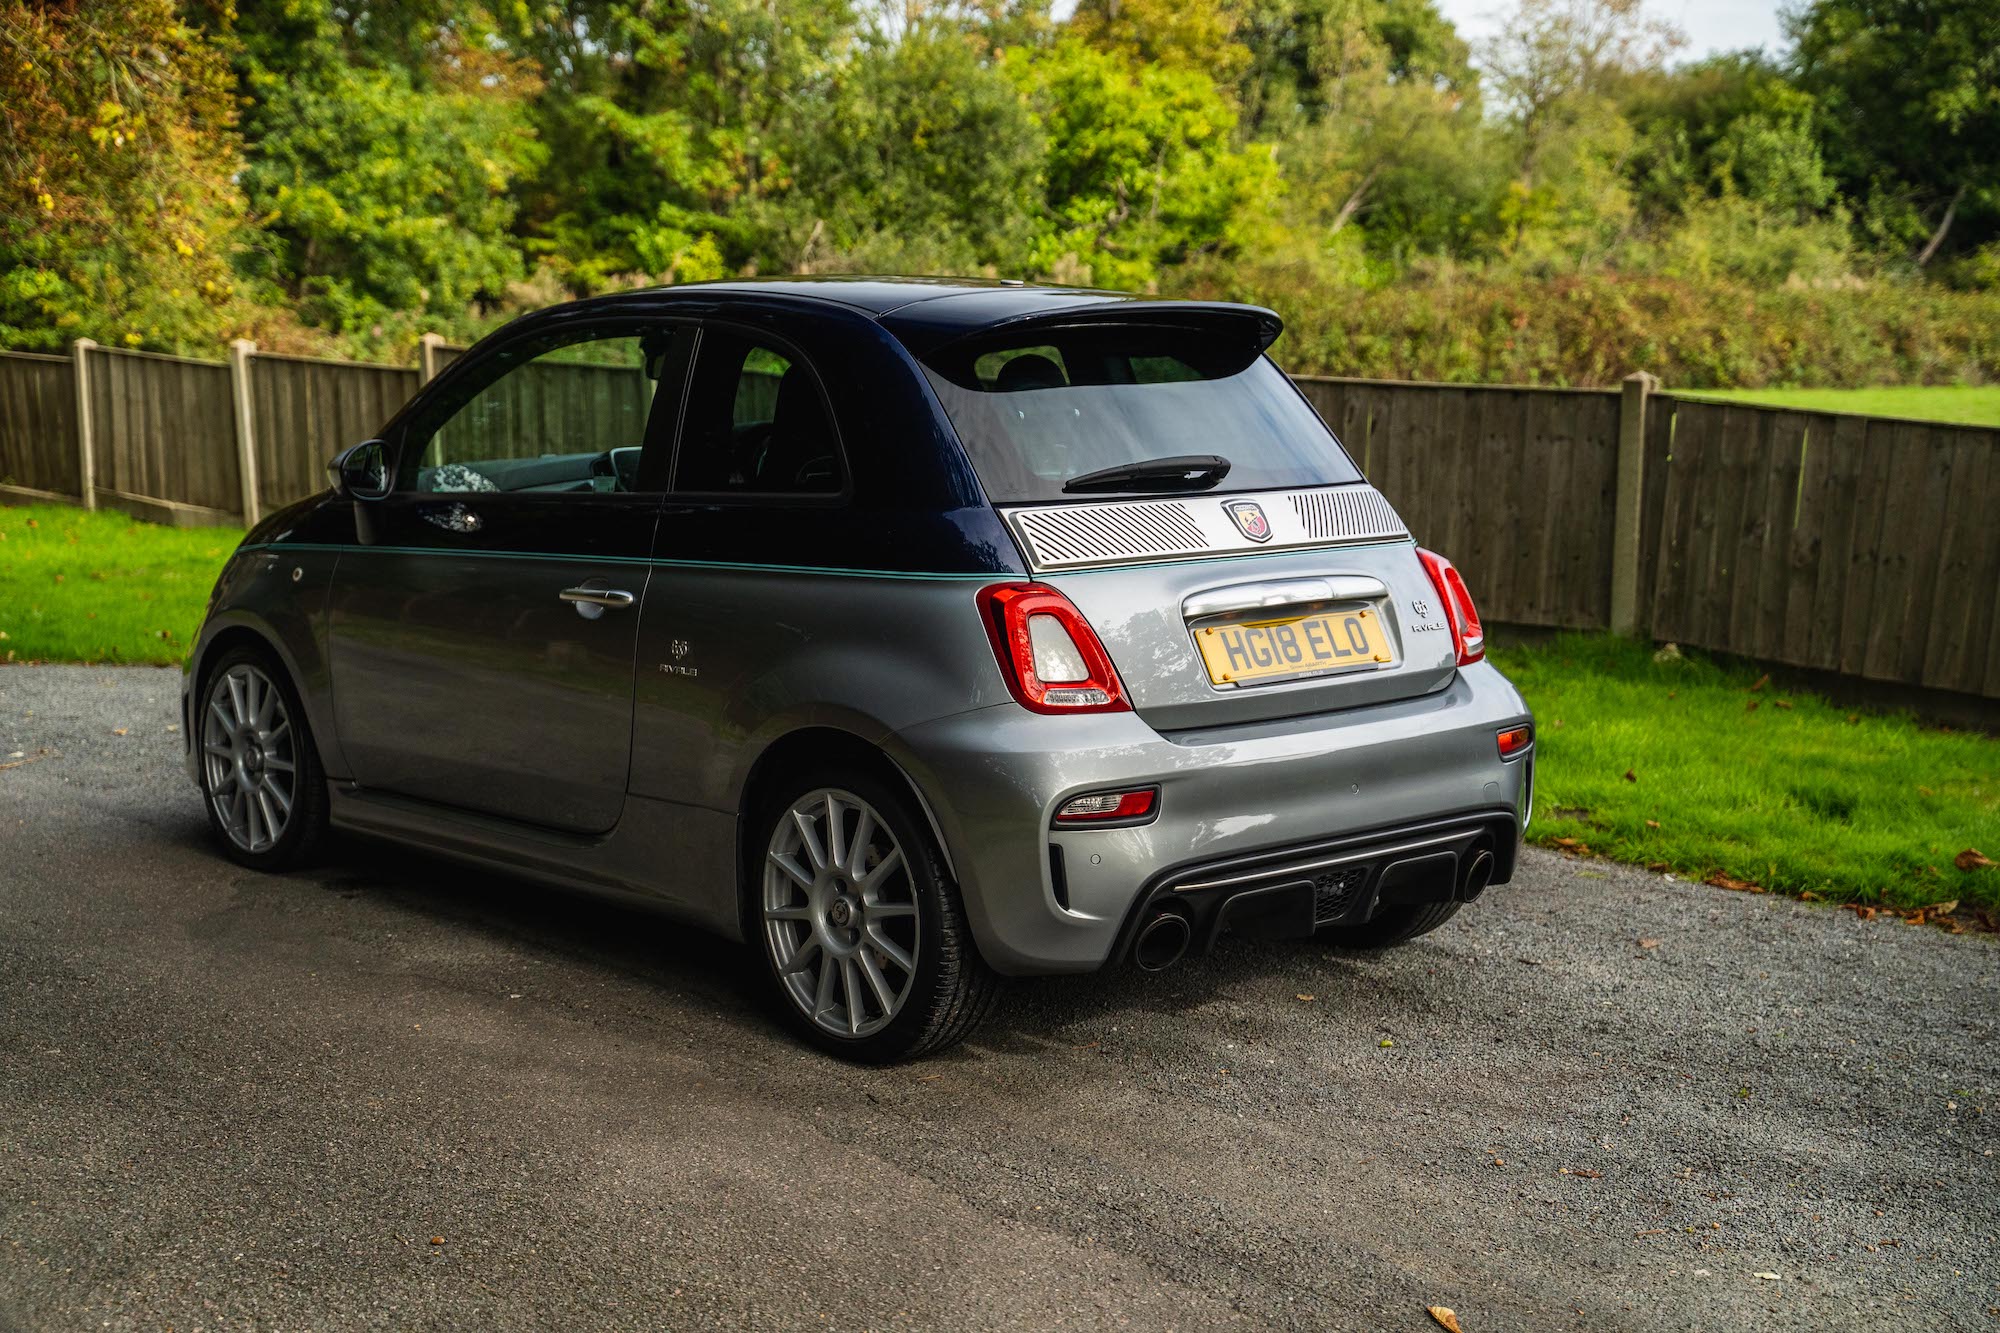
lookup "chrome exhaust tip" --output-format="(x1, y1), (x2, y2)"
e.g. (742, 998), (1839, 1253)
(1460, 847), (1496, 902)
(1133, 909), (1193, 972)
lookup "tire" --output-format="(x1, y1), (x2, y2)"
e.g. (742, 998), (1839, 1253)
(752, 768), (1000, 1062)
(1319, 899), (1461, 950)
(196, 645), (329, 871)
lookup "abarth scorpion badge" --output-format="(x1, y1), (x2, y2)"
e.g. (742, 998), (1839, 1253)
(1223, 499), (1273, 543)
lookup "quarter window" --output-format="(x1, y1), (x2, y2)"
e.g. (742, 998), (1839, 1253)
(674, 329), (843, 495)
(408, 329), (674, 495)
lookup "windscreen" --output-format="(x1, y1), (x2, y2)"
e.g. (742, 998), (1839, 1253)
(920, 323), (1361, 503)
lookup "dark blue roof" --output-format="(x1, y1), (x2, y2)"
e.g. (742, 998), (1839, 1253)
(557, 276), (1283, 355)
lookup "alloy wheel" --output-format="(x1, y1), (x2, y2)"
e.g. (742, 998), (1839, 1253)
(201, 663), (298, 855)
(762, 788), (922, 1039)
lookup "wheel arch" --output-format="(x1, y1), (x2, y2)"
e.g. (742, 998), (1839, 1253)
(187, 614), (342, 781)
(733, 725), (960, 943)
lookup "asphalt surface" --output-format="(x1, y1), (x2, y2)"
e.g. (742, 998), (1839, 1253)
(1, 665), (1996, 1331)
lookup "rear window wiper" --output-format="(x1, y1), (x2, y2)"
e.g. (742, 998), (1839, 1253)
(1061, 455), (1232, 494)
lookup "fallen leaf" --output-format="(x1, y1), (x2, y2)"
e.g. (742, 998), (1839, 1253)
(1645, 819), (1660, 829)
(1800, 890), (1821, 901)
(1379, 1038), (1394, 1048)
(1749, 674), (1769, 692)
(1745, 699), (1760, 712)
(1427, 1307), (1463, 1333)
(1552, 836), (1584, 850)
(429, 1236), (445, 1246)
(1295, 994), (1316, 1002)
(1567, 1167), (1603, 1179)
(1638, 938), (1661, 949)
(1918, 785), (1935, 797)
(1954, 849), (1994, 872)
(1774, 698), (1792, 710)
(1623, 768), (1638, 783)
(1635, 1228), (1668, 1236)
(1923, 899), (1959, 916)
(1704, 871), (1763, 893)
(1754, 1272), (1781, 1281)
(1646, 861), (1670, 872)
(1848, 905), (1878, 921)
(111, 728), (128, 737)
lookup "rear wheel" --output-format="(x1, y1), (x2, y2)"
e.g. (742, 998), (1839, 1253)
(198, 647), (328, 871)
(1319, 899), (1461, 949)
(755, 770), (999, 1062)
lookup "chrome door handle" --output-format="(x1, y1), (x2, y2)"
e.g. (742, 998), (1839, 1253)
(559, 587), (636, 609)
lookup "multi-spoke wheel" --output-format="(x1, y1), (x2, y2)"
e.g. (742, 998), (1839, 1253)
(197, 647), (327, 869)
(754, 769), (999, 1061)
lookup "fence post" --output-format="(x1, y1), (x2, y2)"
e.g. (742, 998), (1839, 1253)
(419, 332), (445, 383)
(70, 338), (97, 509)
(1610, 371), (1656, 637)
(228, 338), (261, 527)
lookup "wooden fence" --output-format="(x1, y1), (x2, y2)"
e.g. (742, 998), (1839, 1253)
(2, 340), (1996, 699)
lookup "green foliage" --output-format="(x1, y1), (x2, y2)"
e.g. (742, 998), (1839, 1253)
(1789, 0), (2000, 265)
(0, 0), (1994, 386)
(1008, 39), (1278, 288)
(1493, 633), (1999, 911)
(0, 0), (250, 352)
(1182, 260), (2000, 387)
(789, 23), (1046, 276)
(232, 0), (545, 344)
(0, 504), (240, 665)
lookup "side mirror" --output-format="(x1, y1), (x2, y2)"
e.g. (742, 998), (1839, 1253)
(328, 439), (391, 500)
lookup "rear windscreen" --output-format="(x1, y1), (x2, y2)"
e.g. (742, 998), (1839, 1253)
(919, 324), (1361, 503)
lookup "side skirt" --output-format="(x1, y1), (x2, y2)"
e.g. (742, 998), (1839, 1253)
(327, 785), (744, 940)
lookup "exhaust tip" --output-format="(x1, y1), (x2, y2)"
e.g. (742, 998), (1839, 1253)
(1133, 910), (1193, 972)
(1460, 847), (1495, 902)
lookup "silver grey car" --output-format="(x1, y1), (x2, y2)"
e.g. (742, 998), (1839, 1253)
(185, 278), (1534, 1061)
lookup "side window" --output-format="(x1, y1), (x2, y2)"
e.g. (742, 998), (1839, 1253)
(408, 329), (673, 495)
(674, 328), (843, 495)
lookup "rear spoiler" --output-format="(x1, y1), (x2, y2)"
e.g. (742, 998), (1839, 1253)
(883, 297), (1283, 361)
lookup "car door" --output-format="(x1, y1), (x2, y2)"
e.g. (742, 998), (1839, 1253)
(326, 318), (692, 834)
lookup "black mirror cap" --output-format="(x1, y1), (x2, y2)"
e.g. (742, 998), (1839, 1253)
(328, 440), (391, 500)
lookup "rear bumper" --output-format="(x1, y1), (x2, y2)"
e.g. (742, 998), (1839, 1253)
(891, 660), (1533, 975)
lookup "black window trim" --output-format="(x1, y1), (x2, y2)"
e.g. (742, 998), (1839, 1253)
(663, 318), (854, 508)
(388, 314), (696, 500)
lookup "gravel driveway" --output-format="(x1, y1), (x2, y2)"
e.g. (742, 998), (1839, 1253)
(2, 666), (1995, 1331)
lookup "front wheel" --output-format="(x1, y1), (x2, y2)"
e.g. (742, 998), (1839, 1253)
(754, 771), (999, 1062)
(197, 647), (329, 871)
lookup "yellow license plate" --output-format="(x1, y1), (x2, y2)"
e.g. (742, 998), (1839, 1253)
(1194, 608), (1396, 687)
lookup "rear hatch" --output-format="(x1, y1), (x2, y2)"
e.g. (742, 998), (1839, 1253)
(915, 307), (1459, 731)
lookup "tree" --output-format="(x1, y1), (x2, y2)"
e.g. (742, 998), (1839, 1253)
(230, 0), (544, 340)
(1789, 0), (2000, 265)
(790, 20), (1045, 275)
(0, 0), (250, 351)
(1007, 39), (1279, 288)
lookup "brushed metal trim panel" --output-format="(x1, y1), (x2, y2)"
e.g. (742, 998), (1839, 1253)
(1002, 484), (1409, 572)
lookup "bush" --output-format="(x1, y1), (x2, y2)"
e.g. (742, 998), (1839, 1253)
(1176, 262), (2000, 387)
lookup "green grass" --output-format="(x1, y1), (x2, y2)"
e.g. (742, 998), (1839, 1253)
(1492, 634), (1999, 912)
(0, 504), (239, 665)
(1682, 385), (2000, 427)
(6, 503), (1995, 913)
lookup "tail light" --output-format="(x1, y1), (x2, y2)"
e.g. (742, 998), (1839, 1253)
(1496, 724), (1533, 758)
(1416, 548), (1485, 665)
(978, 583), (1130, 714)
(1054, 787), (1158, 825)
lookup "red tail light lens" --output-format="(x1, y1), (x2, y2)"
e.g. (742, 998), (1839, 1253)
(1416, 548), (1485, 665)
(1496, 724), (1533, 758)
(1054, 787), (1158, 824)
(978, 583), (1130, 714)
